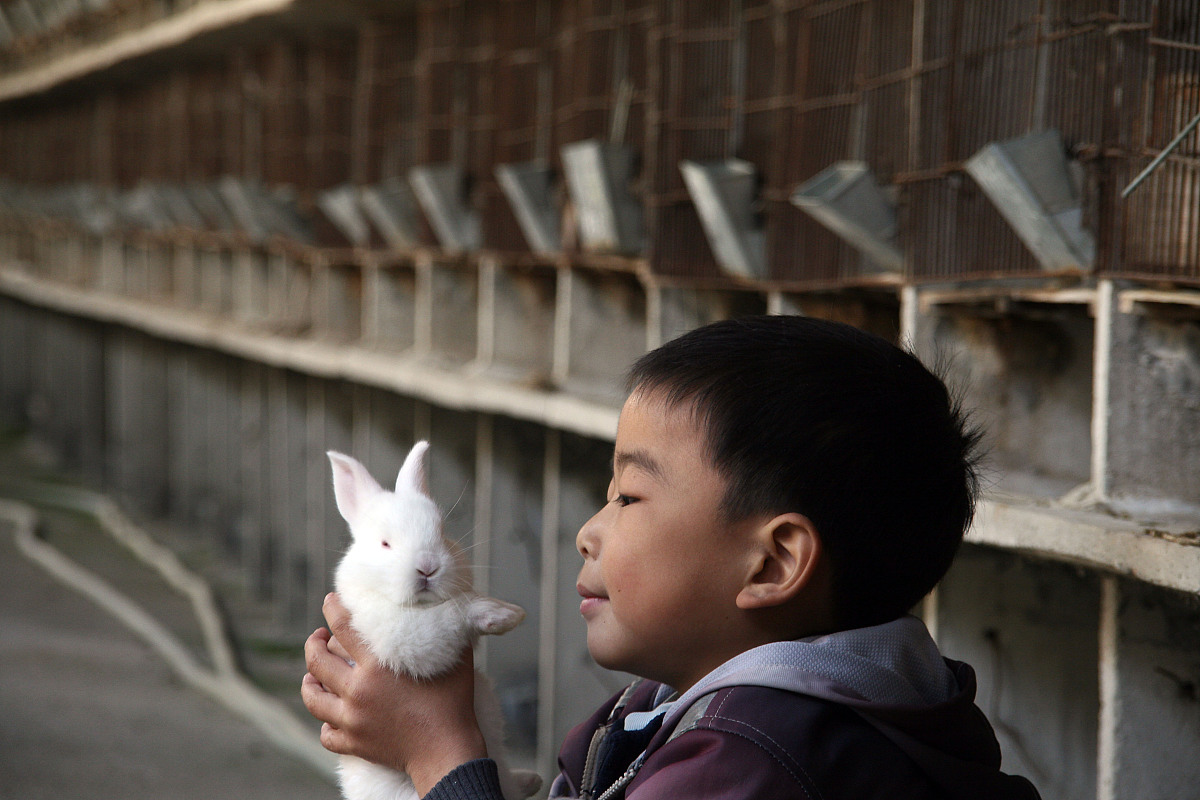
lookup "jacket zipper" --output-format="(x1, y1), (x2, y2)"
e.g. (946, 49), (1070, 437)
(580, 680), (645, 800)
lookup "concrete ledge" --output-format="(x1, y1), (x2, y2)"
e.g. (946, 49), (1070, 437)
(7, 265), (1200, 598)
(0, 267), (621, 441)
(972, 496), (1200, 595)
(0, 0), (297, 102)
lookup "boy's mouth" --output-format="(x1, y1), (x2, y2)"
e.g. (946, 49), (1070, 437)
(577, 584), (608, 617)
(577, 582), (606, 599)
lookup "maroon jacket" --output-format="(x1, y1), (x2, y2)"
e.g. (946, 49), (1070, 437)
(549, 667), (1040, 800)
(424, 617), (1041, 800)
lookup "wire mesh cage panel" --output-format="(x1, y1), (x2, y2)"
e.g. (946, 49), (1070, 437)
(0, 101), (85, 184)
(0, 0), (1197, 283)
(1041, 24), (1112, 148)
(303, 40), (357, 191)
(260, 42), (309, 188)
(899, 0), (1120, 282)
(645, 0), (739, 278)
(553, 2), (633, 147)
(412, 0), (470, 246)
(369, 25), (420, 184)
(906, 175), (1042, 281)
(487, 0), (556, 252)
(416, 0), (467, 167)
(185, 68), (223, 183)
(550, 0), (655, 223)
(1108, 0), (1200, 283)
(1117, 159), (1200, 280)
(114, 80), (169, 187)
(764, 3), (868, 284)
(460, 3), (506, 251)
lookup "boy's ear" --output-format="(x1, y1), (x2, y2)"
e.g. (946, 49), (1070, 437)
(736, 513), (825, 612)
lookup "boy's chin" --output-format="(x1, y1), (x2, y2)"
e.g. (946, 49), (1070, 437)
(585, 642), (652, 683)
(583, 636), (628, 674)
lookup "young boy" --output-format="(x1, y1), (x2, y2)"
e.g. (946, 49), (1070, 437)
(303, 315), (1042, 799)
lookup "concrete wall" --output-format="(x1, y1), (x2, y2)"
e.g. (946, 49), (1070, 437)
(938, 547), (1101, 800)
(1106, 579), (1200, 800)
(1, 232), (1199, 789)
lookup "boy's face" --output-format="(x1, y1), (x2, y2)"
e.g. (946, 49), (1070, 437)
(575, 389), (768, 692)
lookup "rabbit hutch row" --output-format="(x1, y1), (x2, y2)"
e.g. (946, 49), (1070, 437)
(0, 1), (1198, 797)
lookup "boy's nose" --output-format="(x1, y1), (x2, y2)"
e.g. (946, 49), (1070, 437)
(576, 507), (605, 558)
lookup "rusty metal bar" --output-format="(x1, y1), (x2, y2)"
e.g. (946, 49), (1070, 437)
(1122, 110), (1200, 198)
(1148, 36), (1200, 54)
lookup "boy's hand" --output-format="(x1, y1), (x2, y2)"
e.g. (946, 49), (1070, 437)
(301, 592), (488, 795)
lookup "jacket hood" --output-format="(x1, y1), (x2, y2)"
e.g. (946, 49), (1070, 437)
(658, 615), (1040, 800)
(664, 615), (957, 716)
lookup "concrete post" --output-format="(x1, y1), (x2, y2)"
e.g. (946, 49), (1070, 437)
(0, 296), (31, 430)
(238, 360), (269, 599)
(428, 259), (478, 366)
(484, 415), (547, 766)
(263, 367), (309, 629)
(361, 256), (417, 353)
(233, 246), (269, 326)
(414, 254), (433, 358)
(490, 260), (557, 384)
(542, 431), (628, 777)
(105, 328), (169, 515)
(535, 428), (561, 773)
(312, 257), (363, 344)
(30, 310), (106, 482)
(171, 240), (199, 309)
(197, 245), (232, 315)
(428, 404), (477, 553)
(561, 267), (646, 403)
(98, 235), (124, 295)
(1102, 284), (1200, 514)
(652, 285), (768, 346)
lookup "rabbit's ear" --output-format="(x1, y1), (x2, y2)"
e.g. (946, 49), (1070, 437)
(328, 451), (382, 530)
(397, 440), (431, 497)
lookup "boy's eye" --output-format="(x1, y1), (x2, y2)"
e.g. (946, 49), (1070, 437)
(613, 494), (637, 507)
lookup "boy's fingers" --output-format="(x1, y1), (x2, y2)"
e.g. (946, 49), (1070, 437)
(308, 624), (332, 648)
(328, 635), (353, 662)
(320, 722), (353, 756)
(300, 670), (333, 698)
(300, 670), (343, 727)
(304, 626), (352, 694)
(323, 592), (371, 664)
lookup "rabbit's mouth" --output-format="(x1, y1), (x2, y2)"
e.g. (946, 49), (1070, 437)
(411, 589), (447, 607)
(414, 572), (446, 603)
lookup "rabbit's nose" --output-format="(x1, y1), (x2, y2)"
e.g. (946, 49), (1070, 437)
(416, 557), (440, 578)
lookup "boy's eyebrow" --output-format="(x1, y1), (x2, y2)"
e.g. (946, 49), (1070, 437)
(613, 448), (668, 484)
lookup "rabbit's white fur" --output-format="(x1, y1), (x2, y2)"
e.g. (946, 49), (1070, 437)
(328, 441), (541, 800)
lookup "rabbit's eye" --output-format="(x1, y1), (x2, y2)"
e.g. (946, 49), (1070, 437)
(382, 540), (391, 549)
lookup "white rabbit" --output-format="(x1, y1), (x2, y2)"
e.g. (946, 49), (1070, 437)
(328, 441), (542, 800)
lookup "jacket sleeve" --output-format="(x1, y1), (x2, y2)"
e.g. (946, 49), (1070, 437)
(422, 759), (507, 800)
(626, 726), (823, 800)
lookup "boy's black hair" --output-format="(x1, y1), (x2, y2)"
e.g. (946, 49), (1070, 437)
(627, 315), (983, 631)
